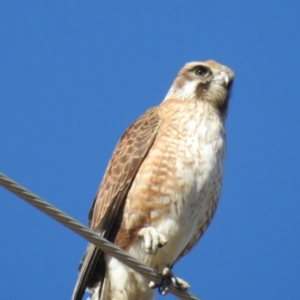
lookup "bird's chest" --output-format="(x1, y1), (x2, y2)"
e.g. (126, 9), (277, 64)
(160, 114), (225, 214)
(124, 104), (226, 266)
(147, 111), (225, 257)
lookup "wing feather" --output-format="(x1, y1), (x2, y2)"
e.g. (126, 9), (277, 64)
(71, 106), (161, 300)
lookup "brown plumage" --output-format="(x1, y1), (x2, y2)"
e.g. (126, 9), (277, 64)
(72, 60), (234, 300)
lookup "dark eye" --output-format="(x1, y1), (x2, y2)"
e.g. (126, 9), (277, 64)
(194, 66), (210, 77)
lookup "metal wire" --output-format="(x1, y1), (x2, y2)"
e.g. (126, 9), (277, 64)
(0, 172), (200, 300)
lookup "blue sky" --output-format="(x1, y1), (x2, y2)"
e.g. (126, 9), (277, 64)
(1, 1), (300, 299)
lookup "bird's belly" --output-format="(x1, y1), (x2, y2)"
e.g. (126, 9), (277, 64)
(154, 139), (224, 265)
(127, 116), (225, 268)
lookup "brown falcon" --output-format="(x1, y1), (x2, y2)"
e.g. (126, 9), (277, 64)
(72, 60), (234, 300)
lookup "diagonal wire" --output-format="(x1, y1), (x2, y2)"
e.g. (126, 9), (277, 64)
(0, 172), (200, 300)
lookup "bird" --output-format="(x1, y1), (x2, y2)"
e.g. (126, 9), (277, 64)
(72, 60), (234, 300)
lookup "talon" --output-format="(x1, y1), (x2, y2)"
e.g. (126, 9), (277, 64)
(137, 227), (167, 254)
(149, 281), (157, 289)
(162, 267), (171, 277)
(154, 266), (190, 296)
(158, 236), (167, 248)
(160, 285), (170, 296)
(173, 277), (190, 291)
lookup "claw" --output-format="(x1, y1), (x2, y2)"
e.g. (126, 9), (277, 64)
(149, 266), (190, 296)
(137, 227), (167, 254)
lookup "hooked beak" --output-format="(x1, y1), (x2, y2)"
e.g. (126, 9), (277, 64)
(213, 71), (230, 87)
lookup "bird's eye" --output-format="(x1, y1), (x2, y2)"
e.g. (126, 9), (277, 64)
(194, 66), (210, 77)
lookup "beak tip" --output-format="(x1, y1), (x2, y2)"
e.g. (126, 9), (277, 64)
(213, 71), (230, 87)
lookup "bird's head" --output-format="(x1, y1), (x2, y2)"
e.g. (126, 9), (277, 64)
(164, 60), (234, 116)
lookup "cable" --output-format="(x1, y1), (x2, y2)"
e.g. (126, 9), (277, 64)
(0, 172), (200, 300)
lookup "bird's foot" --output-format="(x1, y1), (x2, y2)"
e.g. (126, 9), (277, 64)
(149, 266), (190, 296)
(137, 227), (167, 255)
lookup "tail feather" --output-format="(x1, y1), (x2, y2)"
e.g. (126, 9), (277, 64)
(71, 243), (105, 300)
(87, 277), (108, 300)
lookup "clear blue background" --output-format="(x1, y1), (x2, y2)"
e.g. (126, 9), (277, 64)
(1, 1), (299, 299)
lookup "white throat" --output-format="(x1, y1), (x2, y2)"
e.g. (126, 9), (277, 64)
(164, 80), (198, 101)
